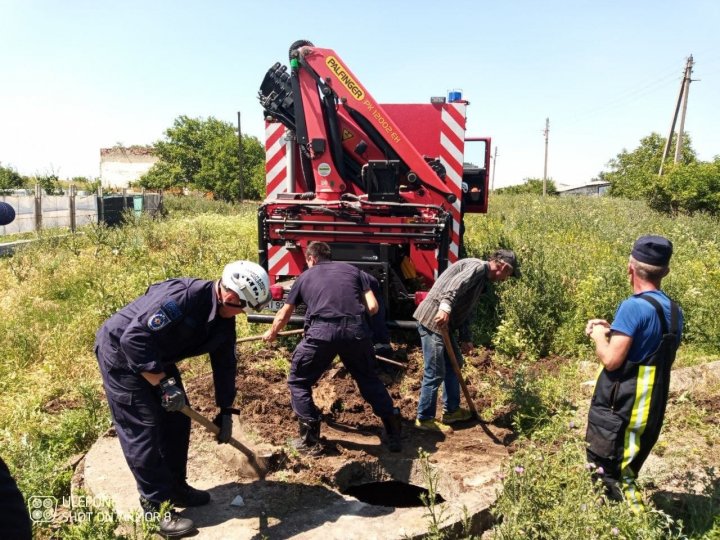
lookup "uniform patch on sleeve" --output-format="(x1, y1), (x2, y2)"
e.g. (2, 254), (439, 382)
(147, 300), (181, 331)
(162, 300), (182, 320)
(148, 309), (170, 331)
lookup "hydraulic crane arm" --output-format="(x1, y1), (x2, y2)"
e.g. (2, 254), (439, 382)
(260, 41), (456, 204)
(295, 44), (455, 202)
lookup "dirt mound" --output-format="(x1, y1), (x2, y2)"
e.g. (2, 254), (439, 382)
(184, 340), (509, 479)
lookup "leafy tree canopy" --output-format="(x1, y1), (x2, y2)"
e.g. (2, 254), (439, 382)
(0, 164), (27, 192)
(647, 157), (720, 215)
(604, 132), (696, 200)
(495, 177), (557, 196)
(35, 173), (64, 195)
(602, 132), (720, 215)
(139, 115), (266, 201)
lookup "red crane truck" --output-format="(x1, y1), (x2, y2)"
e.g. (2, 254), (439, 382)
(249, 40), (490, 330)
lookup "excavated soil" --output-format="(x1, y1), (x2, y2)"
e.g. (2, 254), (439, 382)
(184, 337), (512, 485)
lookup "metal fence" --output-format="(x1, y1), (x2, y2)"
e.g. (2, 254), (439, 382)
(0, 187), (163, 236)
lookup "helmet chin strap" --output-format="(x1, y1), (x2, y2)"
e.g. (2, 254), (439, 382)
(216, 280), (226, 305)
(218, 280), (257, 313)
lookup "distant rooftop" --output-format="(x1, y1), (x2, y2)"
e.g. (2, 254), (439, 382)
(556, 180), (610, 193)
(556, 180), (610, 196)
(100, 145), (155, 156)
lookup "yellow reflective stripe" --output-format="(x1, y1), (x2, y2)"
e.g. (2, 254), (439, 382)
(594, 365), (604, 382)
(621, 365), (656, 471)
(622, 477), (645, 513)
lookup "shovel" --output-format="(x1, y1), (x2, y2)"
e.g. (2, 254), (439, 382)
(180, 405), (277, 479)
(236, 328), (304, 343)
(440, 328), (479, 419)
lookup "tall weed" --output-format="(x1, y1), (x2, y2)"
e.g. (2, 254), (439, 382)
(493, 426), (686, 540)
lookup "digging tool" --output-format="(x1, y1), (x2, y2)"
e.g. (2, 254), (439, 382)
(236, 328), (304, 343)
(180, 405), (272, 479)
(374, 354), (408, 369)
(440, 328), (480, 419)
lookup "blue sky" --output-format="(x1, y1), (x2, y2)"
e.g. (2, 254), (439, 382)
(1, 0), (718, 188)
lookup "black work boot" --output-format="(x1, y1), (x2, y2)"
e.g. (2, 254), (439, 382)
(173, 481), (211, 507)
(140, 497), (195, 538)
(381, 408), (403, 452)
(293, 418), (323, 455)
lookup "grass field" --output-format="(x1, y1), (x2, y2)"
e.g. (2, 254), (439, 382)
(1, 194), (717, 538)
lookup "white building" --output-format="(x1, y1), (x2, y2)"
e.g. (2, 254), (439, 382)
(99, 146), (158, 189)
(557, 180), (610, 197)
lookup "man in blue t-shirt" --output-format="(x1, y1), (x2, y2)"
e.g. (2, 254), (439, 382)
(585, 235), (683, 510)
(263, 241), (402, 454)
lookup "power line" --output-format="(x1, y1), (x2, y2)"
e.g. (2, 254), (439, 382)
(565, 71), (681, 126)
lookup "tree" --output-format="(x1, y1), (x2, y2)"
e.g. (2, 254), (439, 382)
(139, 116), (266, 200)
(0, 164), (26, 192)
(604, 132), (696, 200)
(34, 173), (64, 195)
(647, 158), (720, 215)
(495, 178), (557, 196)
(601, 132), (720, 215)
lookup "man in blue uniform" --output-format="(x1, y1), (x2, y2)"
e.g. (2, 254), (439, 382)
(262, 241), (402, 454)
(585, 235), (683, 510)
(95, 261), (270, 537)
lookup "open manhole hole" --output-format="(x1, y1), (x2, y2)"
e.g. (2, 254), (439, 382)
(343, 480), (445, 508)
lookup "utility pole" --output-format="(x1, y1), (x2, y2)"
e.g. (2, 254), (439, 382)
(543, 118), (549, 197)
(237, 111), (244, 202)
(674, 55), (694, 163)
(491, 146), (498, 191)
(659, 55), (693, 176)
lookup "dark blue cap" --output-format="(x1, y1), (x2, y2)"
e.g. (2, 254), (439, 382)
(0, 202), (15, 226)
(631, 235), (673, 266)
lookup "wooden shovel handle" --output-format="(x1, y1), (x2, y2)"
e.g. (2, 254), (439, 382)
(440, 329), (479, 419)
(236, 328), (304, 344)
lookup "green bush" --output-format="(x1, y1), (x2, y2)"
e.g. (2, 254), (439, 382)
(648, 159), (720, 216)
(465, 194), (720, 362)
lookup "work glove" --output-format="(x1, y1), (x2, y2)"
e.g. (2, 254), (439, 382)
(159, 376), (186, 412)
(213, 408), (234, 444)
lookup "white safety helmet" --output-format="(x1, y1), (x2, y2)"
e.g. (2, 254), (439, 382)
(221, 260), (270, 313)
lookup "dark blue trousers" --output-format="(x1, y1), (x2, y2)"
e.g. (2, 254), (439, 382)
(96, 347), (190, 504)
(288, 320), (394, 421)
(0, 456), (31, 539)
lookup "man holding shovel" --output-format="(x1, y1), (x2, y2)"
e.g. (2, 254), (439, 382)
(262, 241), (402, 455)
(414, 250), (519, 433)
(95, 261), (270, 537)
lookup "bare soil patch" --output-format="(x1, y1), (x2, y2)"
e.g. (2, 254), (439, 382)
(183, 340), (512, 486)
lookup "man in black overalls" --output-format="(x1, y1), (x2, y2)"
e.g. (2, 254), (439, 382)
(585, 235), (683, 510)
(263, 241), (402, 454)
(95, 261), (270, 537)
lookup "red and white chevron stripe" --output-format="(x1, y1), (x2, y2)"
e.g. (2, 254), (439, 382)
(265, 122), (291, 280)
(265, 122), (288, 199)
(438, 103), (467, 263)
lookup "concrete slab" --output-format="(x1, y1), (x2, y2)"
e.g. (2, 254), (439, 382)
(82, 419), (508, 538)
